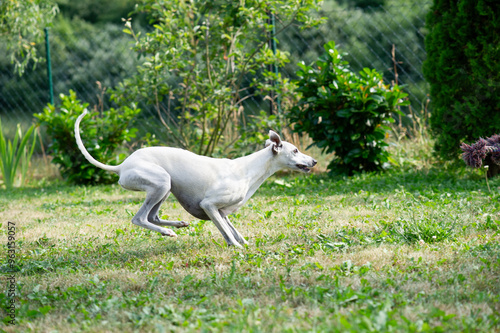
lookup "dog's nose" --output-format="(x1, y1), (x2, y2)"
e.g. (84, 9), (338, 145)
(312, 159), (317, 166)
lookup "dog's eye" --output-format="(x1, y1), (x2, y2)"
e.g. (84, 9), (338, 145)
(293, 149), (299, 154)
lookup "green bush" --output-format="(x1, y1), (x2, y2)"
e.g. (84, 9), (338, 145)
(35, 90), (140, 185)
(423, 0), (500, 160)
(289, 41), (408, 175)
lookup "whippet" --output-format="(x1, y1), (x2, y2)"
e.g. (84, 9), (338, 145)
(75, 109), (317, 247)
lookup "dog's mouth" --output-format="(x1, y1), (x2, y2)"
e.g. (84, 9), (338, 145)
(296, 164), (311, 172)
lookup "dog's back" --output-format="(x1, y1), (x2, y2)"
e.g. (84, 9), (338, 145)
(121, 147), (238, 219)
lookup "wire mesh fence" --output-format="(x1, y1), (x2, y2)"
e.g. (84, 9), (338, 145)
(279, 1), (430, 117)
(0, 1), (431, 136)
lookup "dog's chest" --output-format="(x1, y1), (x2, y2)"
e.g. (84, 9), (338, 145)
(219, 201), (245, 217)
(218, 189), (253, 217)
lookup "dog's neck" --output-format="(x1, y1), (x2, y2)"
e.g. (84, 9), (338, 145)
(234, 146), (281, 197)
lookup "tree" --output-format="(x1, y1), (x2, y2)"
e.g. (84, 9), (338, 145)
(111, 0), (323, 156)
(423, 0), (500, 160)
(0, 0), (59, 75)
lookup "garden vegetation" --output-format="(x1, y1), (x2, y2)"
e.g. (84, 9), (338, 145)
(0, 0), (499, 331)
(1, 139), (499, 331)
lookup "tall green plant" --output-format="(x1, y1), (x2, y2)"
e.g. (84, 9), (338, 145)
(111, 0), (323, 156)
(289, 41), (408, 175)
(0, 118), (37, 189)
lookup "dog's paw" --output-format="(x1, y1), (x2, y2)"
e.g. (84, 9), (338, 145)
(228, 241), (243, 248)
(162, 229), (178, 237)
(176, 221), (190, 228)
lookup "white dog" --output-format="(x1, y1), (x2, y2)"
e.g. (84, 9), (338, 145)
(75, 109), (317, 247)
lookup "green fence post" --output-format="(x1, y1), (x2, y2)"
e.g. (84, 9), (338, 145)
(271, 13), (281, 116)
(44, 27), (54, 105)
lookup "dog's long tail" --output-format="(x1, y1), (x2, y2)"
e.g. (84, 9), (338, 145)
(74, 109), (120, 174)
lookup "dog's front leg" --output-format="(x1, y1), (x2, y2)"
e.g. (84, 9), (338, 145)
(200, 200), (242, 248)
(224, 216), (248, 245)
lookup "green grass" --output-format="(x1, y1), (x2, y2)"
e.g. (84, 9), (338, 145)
(1, 154), (499, 331)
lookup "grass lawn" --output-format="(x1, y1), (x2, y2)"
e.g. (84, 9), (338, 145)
(1, 150), (500, 331)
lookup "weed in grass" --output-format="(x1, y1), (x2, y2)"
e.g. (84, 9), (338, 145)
(386, 216), (457, 244)
(317, 225), (393, 253)
(477, 214), (500, 231)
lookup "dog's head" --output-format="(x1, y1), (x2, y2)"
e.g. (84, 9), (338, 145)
(265, 130), (317, 173)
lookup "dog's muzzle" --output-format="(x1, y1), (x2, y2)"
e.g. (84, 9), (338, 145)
(296, 159), (317, 172)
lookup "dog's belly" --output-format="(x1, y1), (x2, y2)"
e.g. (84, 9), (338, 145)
(171, 191), (209, 220)
(172, 192), (242, 220)
(181, 203), (210, 220)
(179, 201), (210, 220)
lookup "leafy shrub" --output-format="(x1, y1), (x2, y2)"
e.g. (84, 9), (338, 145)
(289, 41), (408, 175)
(35, 90), (140, 185)
(423, 0), (500, 160)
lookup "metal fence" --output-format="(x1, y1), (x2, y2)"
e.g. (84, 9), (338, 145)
(0, 1), (431, 133)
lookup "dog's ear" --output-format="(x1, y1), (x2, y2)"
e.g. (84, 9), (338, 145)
(266, 130), (282, 154)
(269, 130), (282, 145)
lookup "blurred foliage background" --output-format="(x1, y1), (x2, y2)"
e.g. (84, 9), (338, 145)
(0, 0), (430, 132)
(2, 0), (498, 180)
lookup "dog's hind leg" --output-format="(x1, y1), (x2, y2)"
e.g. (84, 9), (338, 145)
(147, 194), (190, 228)
(119, 167), (178, 237)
